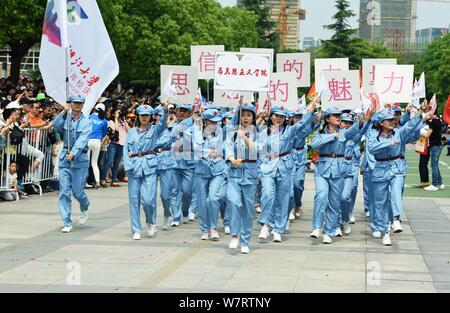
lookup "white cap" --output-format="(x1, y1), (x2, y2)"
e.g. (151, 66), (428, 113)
(5, 100), (21, 109)
(168, 104), (175, 109)
(95, 103), (105, 111)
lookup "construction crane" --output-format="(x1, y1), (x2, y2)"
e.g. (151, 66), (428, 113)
(278, 0), (305, 51)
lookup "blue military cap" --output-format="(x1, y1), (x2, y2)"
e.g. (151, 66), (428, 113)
(392, 105), (402, 113)
(176, 104), (192, 112)
(341, 113), (354, 123)
(240, 104), (256, 114)
(202, 109), (222, 122)
(270, 106), (289, 117)
(136, 104), (153, 115)
(152, 107), (164, 116)
(223, 111), (234, 119)
(377, 108), (396, 121)
(68, 95), (85, 103)
(323, 107), (342, 118)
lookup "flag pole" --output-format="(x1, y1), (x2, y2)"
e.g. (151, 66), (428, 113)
(206, 79), (210, 101)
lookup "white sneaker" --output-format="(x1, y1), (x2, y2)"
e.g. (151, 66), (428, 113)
(147, 224), (157, 237)
(162, 217), (170, 231)
(224, 226), (231, 235)
(349, 214), (356, 224)
(188, 212), (196, 221)
(285, 221), (290, 231)
(272, 232), (282, 242)
(241, 245), (250, 254)
(372, 231), (382, 239)
(366, 211), (370, 217)
(78, 211), (88, 225)
(424, 185), (439, 191)
(335, 227), (343, 238)
(171, 220), (180, 227)
(343, 222), (351, 235)
(210, 229), (220, 241)
(229, 237), (238, 249)
(200, 232), (209, 240)
(438, 184), (445, 190)
(323, 234), (332, 244)
(132, 232), (141, 240)
(310, 229), (320, 239)
(61, 225), (73, 233)
(382, 233), (392, 246)
(392, 220), (403, 233)
(289, 210), (295, 221)
(258, 225), (270, 240)
(255, 206), (261, 213)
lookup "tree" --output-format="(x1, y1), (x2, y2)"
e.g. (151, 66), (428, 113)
(416, 34), (450, 113)
(237, 0), (280, 51)
(0, 0), (46, 83)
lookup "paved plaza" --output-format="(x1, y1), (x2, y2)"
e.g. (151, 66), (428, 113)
(1, 161), (449, 293)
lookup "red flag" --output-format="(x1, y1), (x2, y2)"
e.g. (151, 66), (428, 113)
(359, 66), (363, 88)
(307, 83), (317, 101)
(443, 95), (450, 125)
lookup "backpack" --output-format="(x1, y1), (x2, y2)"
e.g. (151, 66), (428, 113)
(10, 125), (24, 146)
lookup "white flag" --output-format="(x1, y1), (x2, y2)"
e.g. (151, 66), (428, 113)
(39, 0), (119, 115)
(162, 70), (177, 101)
(319, 74), (332, 102)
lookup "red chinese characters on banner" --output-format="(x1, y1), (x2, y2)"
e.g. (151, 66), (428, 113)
(269, 80), (289, 103)
(283, 59), (303, 80)
(69, 45), (101, 96)
(221, 92), (239, 100)
(323, 64), (341, 72)
(369, 65), (376, 86)
(217, 67), (269, 77)
(197, 52), (215, 73)
(172, 73), (190, 96)
(328, 78), (353, 101)
(381, 72), (405, 94)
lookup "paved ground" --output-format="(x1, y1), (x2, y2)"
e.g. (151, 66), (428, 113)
(0, 162), (449, 293)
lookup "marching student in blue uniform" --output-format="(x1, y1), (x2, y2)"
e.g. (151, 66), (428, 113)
(226, 104), (259, 254)
(51, 96), (93, 233)
(310, 106), (366, 244)
(289, 108), (321, 222)
(257, 101), (317, 243)
(123, 104), (168, 240)
(171, 104), (195, 226)
(339, 111), (371, 236)
(153, 107), (178, 231)
(367, 104), (428, 246)
(189, 109), (227, 241)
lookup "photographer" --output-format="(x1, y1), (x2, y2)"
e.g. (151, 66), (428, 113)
(100, 104), (130, 187)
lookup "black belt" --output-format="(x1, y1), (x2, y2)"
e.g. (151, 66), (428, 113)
(320, 153), (345, 158)
(241, 160), (257, 163)
(129, 150), (157, 158)
(63, 147), (88, 153)
(376, 155), (404, 162)
(155, 148), (170, 154)
(345, 157), (352, 161)
(295, 146), (305, 151)
(266, 151), (291, 160)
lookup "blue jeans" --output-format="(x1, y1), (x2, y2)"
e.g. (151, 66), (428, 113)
(430, 145), (443, 186)
(101, 143), (123, 182)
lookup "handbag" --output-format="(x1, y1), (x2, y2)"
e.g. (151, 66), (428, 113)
(10, 125), (24, 146)
(415, 136), (429, 155)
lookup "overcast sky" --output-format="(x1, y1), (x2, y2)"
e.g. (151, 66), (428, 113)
(219, 0), (450, 41)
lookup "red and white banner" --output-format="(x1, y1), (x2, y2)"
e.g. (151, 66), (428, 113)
(160, 65), (198, 104)
(191, 45), (224, 80)
(276, 53), (311, 87)
(374, 65), (414, 104)
(258, 72), (298, 111)
(362, 58), (397, 93)
(321, 70), (361, 110)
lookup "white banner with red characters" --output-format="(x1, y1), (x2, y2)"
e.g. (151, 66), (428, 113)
(214, 52), (272, 92)
(276, 53), (310, 87)
(362, 59), (397, 93)
(39, 0), (119, 115)
(258, 72), (298, 111)
(191, 45), (224, 80)
(213, 90), (254, 108)
(314, 58), (349, 91)
(160, 65), (198, 104)
(374, 65), (414, 105)
(321, 70), (361, 110)
(240, 48), (274, 72)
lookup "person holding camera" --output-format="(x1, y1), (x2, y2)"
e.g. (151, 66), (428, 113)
(100, 106), (129, 187)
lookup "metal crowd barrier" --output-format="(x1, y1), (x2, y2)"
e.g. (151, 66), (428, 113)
(1, 128), (59, 201)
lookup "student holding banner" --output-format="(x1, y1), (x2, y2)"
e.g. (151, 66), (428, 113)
(367, 104), (429, 246)
(123, 104), (168, 240)
(257, 101), (317, 243)
(310, 107), (366, 244)
(226, 104), (259, 254)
